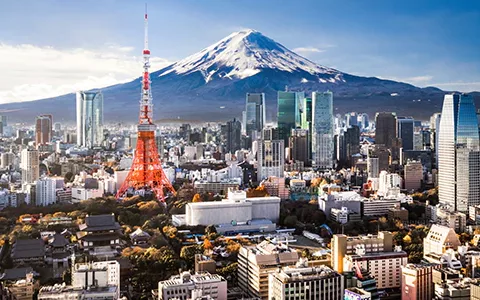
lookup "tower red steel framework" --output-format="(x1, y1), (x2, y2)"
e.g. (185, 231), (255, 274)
(116, 8), (175, 201)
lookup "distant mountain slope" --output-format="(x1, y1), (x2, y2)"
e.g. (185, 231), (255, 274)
(1, 29), (477, 123)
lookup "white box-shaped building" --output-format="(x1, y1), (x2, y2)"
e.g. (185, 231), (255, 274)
(185, 190), (280, 226)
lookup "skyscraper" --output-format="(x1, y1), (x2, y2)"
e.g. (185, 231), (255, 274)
(225, 118), (242, 153)
(245, 93), (266, 138)
(456, 146), (480, 211)
(289, 128), (309, 165)
(430, 113), (442, 166)
(257, 139), (285, 180)
(277, 91), (304, 144)
(375, 112), (397, 148)
(438, 93), (479, 212)
(312, 91), (334, 169)
(76, 91), (104, 149)
(21, 148), (39, 184)
(35, 115), (53, 148)
(397, 117), (415, 150)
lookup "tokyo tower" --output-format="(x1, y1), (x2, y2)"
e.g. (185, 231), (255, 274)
(116, 8), (175, 201)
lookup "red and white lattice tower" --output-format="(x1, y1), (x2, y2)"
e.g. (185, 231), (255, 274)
(116, 7), (175, 201)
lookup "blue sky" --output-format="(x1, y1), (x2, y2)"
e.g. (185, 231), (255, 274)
(0, 0), (479, 103)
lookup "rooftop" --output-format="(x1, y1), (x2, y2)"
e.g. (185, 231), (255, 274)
(160, 272), (225, 287)
(274, 265), (340, 283)
(78, 214), (121, 231)
(11, 239), (45, 259)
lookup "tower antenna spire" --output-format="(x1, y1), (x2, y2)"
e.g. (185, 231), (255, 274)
(144, 3), (148, 51)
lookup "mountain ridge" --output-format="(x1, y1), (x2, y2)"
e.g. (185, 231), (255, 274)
(0, 29), (477, 123)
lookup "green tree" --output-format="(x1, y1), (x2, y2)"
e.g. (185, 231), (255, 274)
(283, 216), (298, 228)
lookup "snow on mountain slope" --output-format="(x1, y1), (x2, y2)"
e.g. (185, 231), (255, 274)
(160, 29), (344, 83)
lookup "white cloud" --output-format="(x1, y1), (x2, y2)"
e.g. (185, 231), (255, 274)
(406, 75), (433, 83)
(0, 43), (171, 104)
(293, 47), (325, 55)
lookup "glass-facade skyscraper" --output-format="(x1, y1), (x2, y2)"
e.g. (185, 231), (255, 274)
(438, 93), (479, 212)
(312, 91), (334, 169)
(397, 117), (415, 151)
(76, 91), (104, 149)
(277, 91), (304, 144)
(245, 93), (266, 139)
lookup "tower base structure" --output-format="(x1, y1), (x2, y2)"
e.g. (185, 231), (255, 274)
(116, 129), (175, 201)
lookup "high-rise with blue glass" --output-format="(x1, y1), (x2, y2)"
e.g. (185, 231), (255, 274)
(277, 91), (304, 144)
(312, 91), (334, 169)
(438, 93), (479, 212)
(76, 91), (104, 149)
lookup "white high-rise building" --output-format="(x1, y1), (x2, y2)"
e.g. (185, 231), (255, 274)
(35, 177), (58, 206)
(456, 146), (480, 210)
(21, 148), (39, 184)
(76, 91), (104, 149)
(312, 91), (334, 169)
(257, 139), (284, 180)
(438, 93), (479, 212)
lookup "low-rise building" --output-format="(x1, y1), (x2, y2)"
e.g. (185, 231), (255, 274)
(344, 247), (408, 289)
(184, 189), (280, 227)
(11, 239), (45, 265)
(268, 264), (344, 300)
(76, 214), (121, 258)
(331, 232), (393, 274)
(38, 260), (120, 300)
(238, 241), (299, 299)
(388, 206), (409, 221)
(423, 224), (461, 258)
(157, 272), (227, 300)
(71, 187), (103, 202)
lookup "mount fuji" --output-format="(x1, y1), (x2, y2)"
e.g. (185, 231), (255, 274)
(1, 29), (474, 122)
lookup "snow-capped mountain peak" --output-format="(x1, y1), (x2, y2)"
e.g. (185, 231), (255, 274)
(160, 29), (342, 82)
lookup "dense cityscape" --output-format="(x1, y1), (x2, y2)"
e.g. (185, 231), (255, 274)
(1, 2), (480, 300)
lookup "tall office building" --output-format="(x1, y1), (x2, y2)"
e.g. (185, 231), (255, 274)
(289, 128), (310, 165)
(277, 91), (304, 144)
(367, 157), (379, 178)
(375, 112), (397, 148)
(35, 177), (58, 206)
(257, 140), (285, 180)
(397, 117), (415, 150)
(404, 161), (423, 191)
(438, 93), (479, 212)
(225, 118), (242, 153)
(21, 148), (39, 184)
(430, 113), (442, 166)
(312, 91), (334, 169)
(402, 264), (438, 300)
(359, 113), (370, 131)
(245, 93), (266, 138)
(456, 146), (480, 211)
(76, 91), (104, 149)
(35, 115), (53, 147)
(1, 152), (15, 169)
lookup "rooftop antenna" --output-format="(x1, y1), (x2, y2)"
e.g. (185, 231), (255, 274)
(285, 85), (289, 92)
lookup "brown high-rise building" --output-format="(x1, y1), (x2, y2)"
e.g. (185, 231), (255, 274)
(289, 128), (310, 165)
(402, 264), (440, 300)
(375, 112), (397, 148)
(35, 115), (52, 147)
